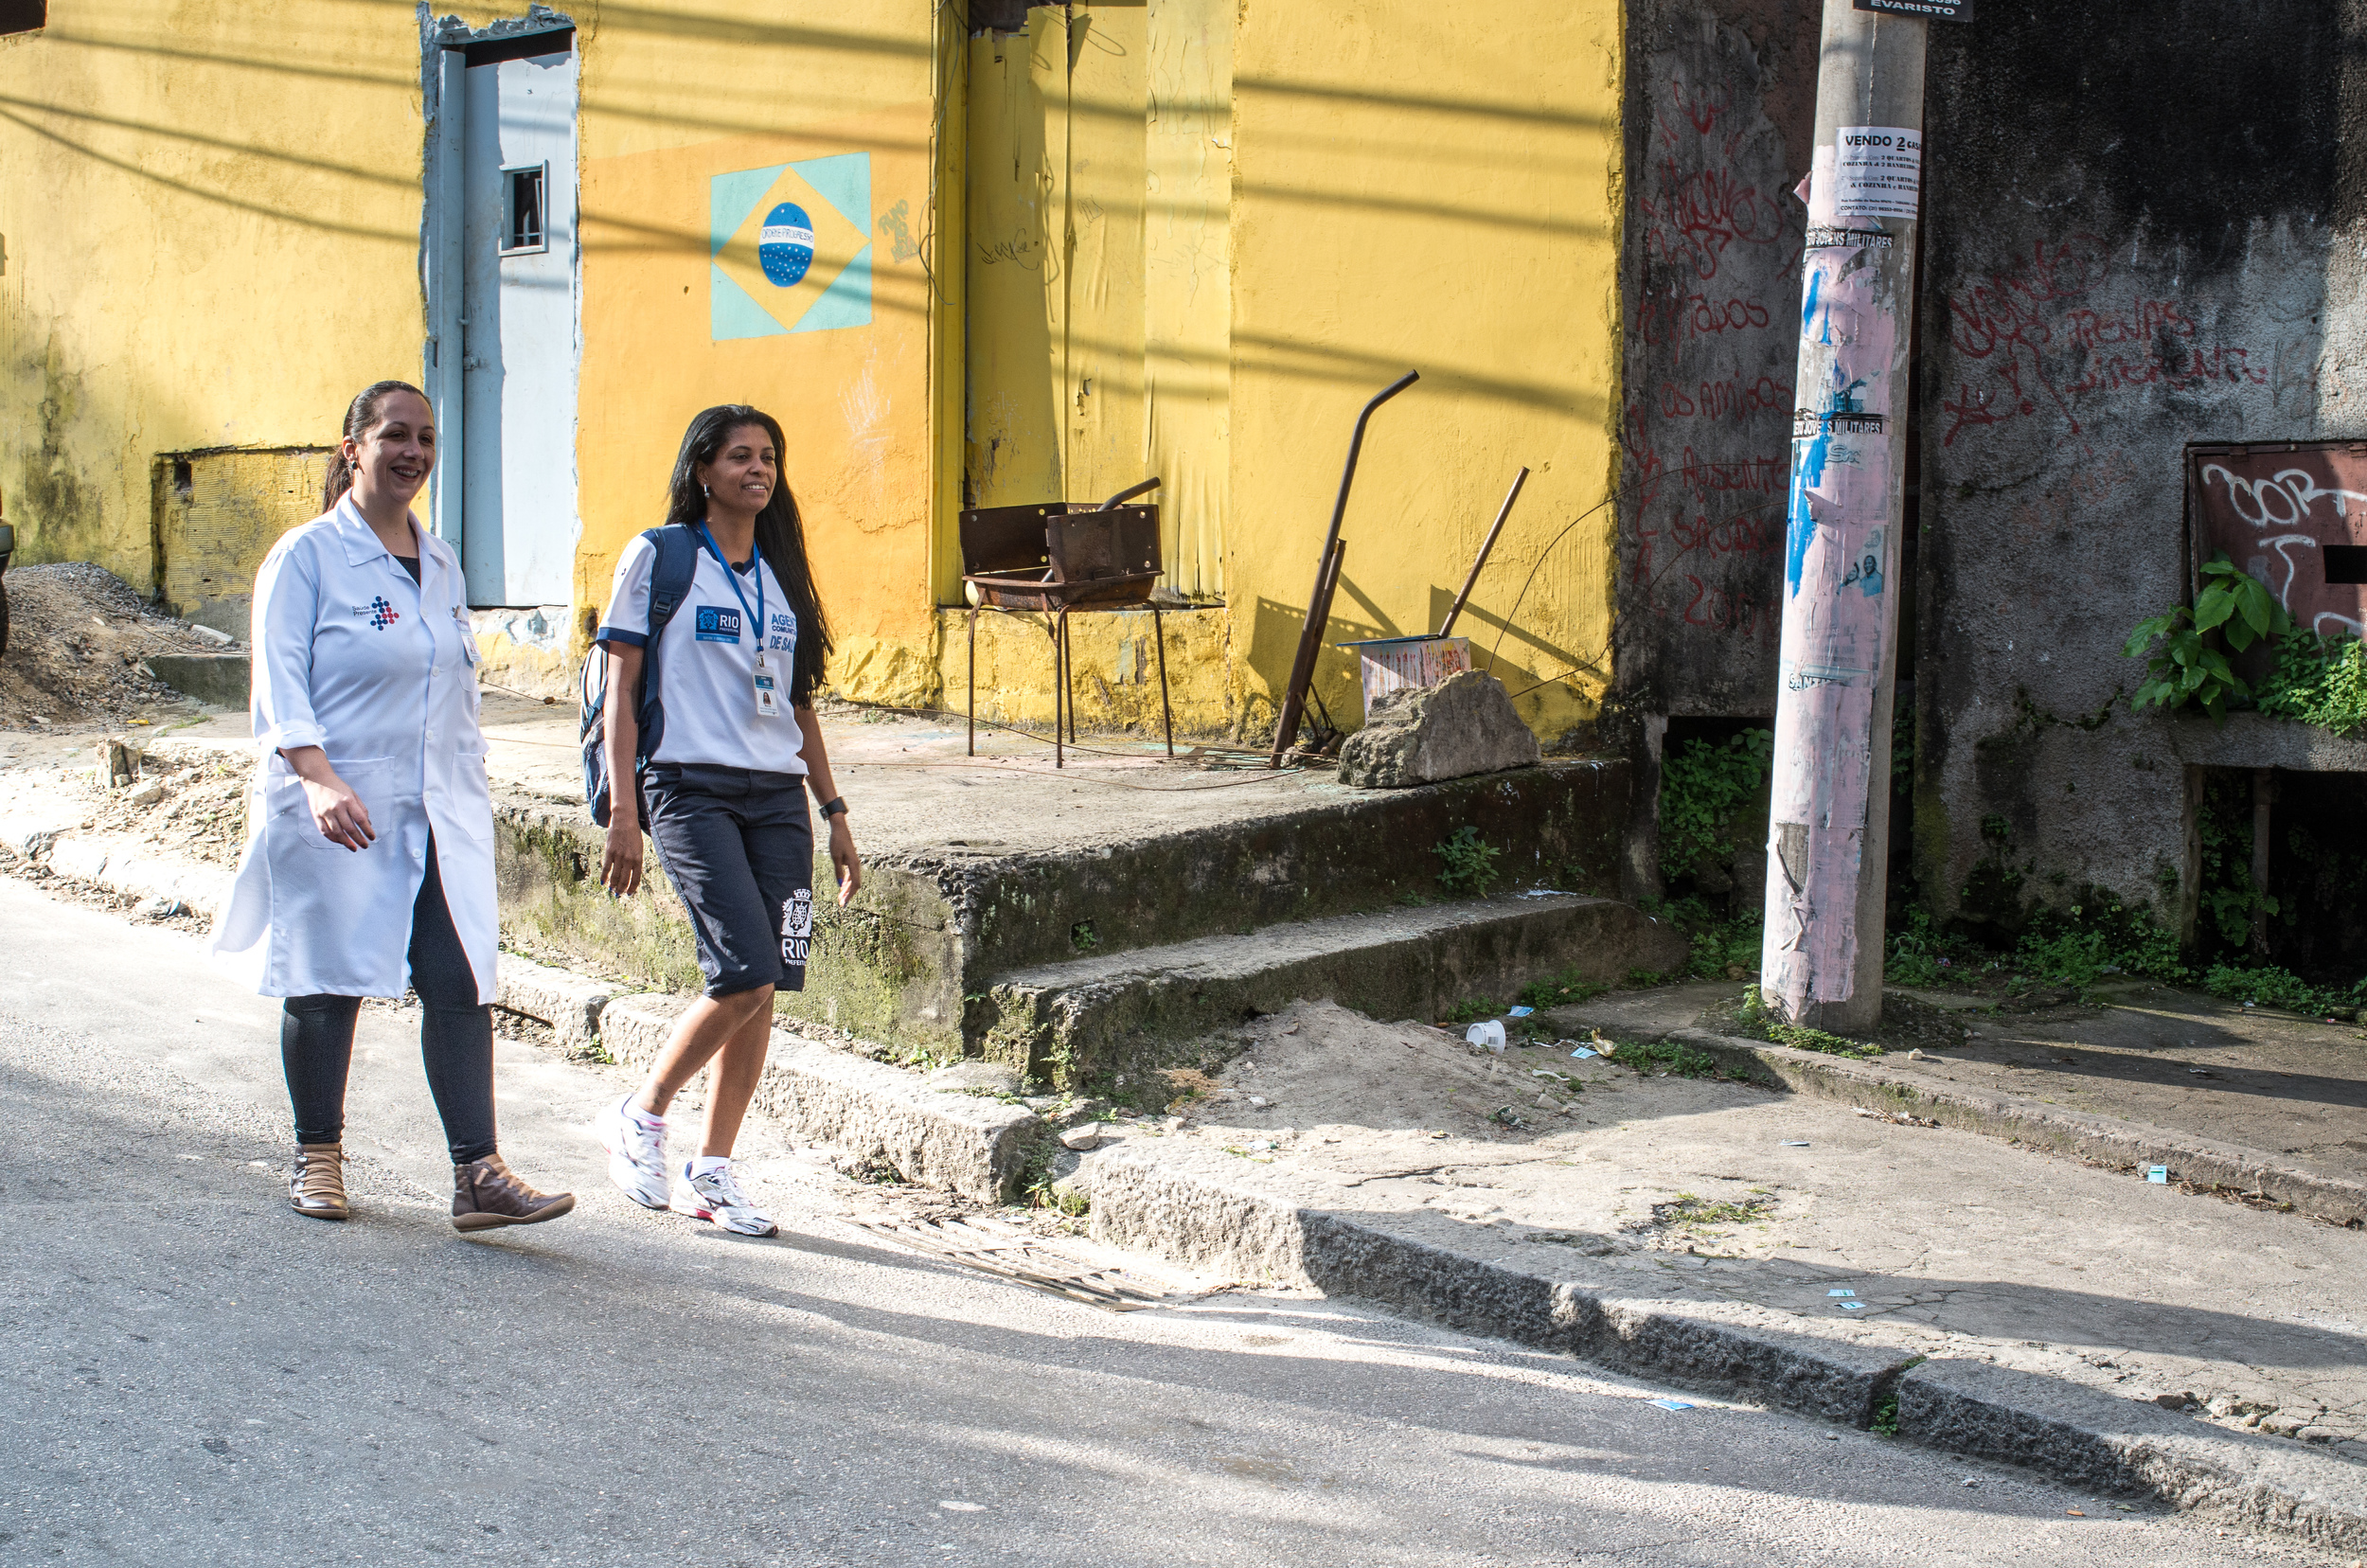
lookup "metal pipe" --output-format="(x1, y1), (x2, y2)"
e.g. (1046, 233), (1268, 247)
(1095, 477), (1162, 511)
(1269, 371), (1418, 765)
(1437, 467), (1529, 639)
(1151, 602), (1174, 757)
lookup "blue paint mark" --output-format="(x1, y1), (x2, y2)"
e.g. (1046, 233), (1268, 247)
(1801, 268), (1822, 330)
(1786, 435), (1827, 596)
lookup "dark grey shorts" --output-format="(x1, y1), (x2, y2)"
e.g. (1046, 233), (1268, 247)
(643, 764), (813, 998)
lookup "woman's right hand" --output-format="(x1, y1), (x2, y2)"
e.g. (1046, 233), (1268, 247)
(281, 746), (374, 851)
(602, 815), (644, 897)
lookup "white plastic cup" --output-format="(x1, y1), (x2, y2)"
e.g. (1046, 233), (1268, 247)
(1464, 1020), (1507, 1052)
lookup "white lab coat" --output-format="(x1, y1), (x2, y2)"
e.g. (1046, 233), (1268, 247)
(210, 498), (500, 1003)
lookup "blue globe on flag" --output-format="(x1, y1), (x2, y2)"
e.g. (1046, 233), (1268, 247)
(757, 203), (815, 287)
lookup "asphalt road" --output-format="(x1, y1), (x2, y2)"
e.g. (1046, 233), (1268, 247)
(0, 877), (2326, 1567)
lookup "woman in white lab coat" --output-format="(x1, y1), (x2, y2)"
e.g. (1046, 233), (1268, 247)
(212, 381), (573, 1232)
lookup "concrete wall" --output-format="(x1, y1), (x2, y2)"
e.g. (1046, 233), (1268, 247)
(1913, 0), (2365, 932)
(0, 1), (424, 589)
(1611, 0), (1817, 725)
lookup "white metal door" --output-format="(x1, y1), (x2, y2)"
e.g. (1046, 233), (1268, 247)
(459, 41), (578, 608)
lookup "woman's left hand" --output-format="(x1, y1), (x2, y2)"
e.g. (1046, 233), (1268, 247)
(828, 814), (863, 906)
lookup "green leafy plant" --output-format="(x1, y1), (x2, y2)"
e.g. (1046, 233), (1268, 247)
(1444, 996), (1502, 1025)
(2256, 629), (2367, 737)
(1518, 968), (1610, 1011)
(1735, 986), (1882, 1058)
(2124, 555), (2293, 722)
(2197, 774), (2273, 951)
(1434, 825), (1504, 897)
(1615, 1039), (1722, 1078)
(2014, 899), (2188, 989)
(1884, 908), (1974, 988)
(1658, 728), (1774, 884)
(2204, 963), (2367, 1020)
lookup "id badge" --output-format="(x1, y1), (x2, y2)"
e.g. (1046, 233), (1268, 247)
(753, 653), (782, 718)
(454, 608), (478, 667)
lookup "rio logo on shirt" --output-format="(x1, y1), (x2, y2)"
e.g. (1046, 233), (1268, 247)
(694, 606), (742, 643)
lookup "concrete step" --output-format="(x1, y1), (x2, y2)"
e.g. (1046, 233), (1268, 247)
(497, 755), (1639, 1063)
(970, 892), (1688, 1091)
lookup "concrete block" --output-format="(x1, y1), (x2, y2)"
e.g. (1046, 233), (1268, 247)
(596, 992), (692, 1067)
(1900, 1358), (2367, 1550)
(493, 954), (613, 1052)
(749, 1034), (1041, 1204)
(146, 652), (251, 708)
(1339, 670), (1541, 789)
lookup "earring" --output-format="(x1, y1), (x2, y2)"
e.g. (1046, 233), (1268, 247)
(702, 483), (710, 498)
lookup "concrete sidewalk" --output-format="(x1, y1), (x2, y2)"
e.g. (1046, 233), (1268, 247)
(1077, 1000), (2367, 1548)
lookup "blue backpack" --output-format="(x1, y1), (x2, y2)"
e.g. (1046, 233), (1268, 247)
(580, 524), (701, 829)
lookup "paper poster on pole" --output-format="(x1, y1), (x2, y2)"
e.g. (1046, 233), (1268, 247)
(1833, 127), (1922, 220)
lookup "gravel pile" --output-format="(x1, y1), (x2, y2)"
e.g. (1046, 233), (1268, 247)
(0, 564), (236, 731)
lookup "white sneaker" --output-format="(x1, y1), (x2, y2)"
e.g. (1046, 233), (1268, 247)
(598, 1096), (671, 1210)
(680, 1161), (777, 1237)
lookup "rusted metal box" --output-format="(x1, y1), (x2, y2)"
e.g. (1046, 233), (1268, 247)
(2187, 441), (2367, 638)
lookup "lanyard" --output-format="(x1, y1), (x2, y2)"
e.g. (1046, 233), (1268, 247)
(694, 523), (764, 649)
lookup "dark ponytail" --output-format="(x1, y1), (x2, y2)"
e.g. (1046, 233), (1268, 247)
(323, 380), (428, 512)
(664, 404), (835, 707)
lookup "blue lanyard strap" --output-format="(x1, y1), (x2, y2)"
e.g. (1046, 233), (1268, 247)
(693, 523), (764, 648)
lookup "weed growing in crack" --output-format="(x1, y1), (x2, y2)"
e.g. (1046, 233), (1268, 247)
(1434, 825), (1504, 898)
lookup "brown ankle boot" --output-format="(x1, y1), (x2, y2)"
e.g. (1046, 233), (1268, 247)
(289, 1143), (349, 1221)
(452, 1152), (576, 1232)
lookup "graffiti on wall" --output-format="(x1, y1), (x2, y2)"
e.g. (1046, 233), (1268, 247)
(1621, 51), (1801, 676)
(1937, 235), (2294, 448)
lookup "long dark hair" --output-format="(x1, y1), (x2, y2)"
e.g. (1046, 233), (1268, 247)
(323, 380), (428, 511)
(664, 404), (834, 706)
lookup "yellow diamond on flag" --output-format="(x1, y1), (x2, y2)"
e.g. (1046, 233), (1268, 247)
(713, 164), (869, 335)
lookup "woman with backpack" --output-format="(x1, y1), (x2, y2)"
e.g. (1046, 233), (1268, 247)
(592, 403), (861, 1237)
(213, 380), (575, 1231)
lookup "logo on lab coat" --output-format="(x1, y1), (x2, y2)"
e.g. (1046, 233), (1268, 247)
(694, 605), (741, 643)
(767, 610), (797, 652)
(781, 888), (813, 967)
(357, 597), (400, 630)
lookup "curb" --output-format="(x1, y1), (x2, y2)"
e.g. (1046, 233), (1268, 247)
(588, 993), (1041, 1205)
(1087, 1150), (2367, 1549)
(1664, 1027), (2367, 1229)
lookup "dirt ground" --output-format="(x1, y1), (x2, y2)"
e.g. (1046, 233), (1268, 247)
(1108, 998), (2367, 1459)
(0, 563), (227, 731)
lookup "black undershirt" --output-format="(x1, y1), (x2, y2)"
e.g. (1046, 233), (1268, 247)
(395, 555), (422, 584)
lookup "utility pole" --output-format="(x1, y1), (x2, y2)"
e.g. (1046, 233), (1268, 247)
(1758, 2), (1929, 1031)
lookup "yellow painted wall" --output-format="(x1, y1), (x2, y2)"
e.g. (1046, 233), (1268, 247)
(0, 2), (425, 590)
(567, 1), (952, 709)
(9, 2), (1621, 746)
(1225, 3), (1624, 748)
(964, 0), (1624, 748)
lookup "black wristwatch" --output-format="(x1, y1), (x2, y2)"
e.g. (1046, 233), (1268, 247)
(819, 796), (849, 819)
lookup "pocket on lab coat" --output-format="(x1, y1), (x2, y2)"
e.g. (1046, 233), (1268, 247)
(445, 745), (496, 841)
(270, 757), (398, 853)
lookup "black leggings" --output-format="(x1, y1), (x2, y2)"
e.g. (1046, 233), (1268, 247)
(280, 835), (497, 1164)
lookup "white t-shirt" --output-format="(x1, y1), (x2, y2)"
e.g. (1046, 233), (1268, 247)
(596, 531), (809, 775)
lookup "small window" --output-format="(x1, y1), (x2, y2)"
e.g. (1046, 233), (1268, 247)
(501, 164), (547, 256)
(2326, 546), (2367, 586)
(0, 2), (44, 37)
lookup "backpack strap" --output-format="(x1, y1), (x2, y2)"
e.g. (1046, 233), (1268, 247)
(645, 524), (699, 636)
